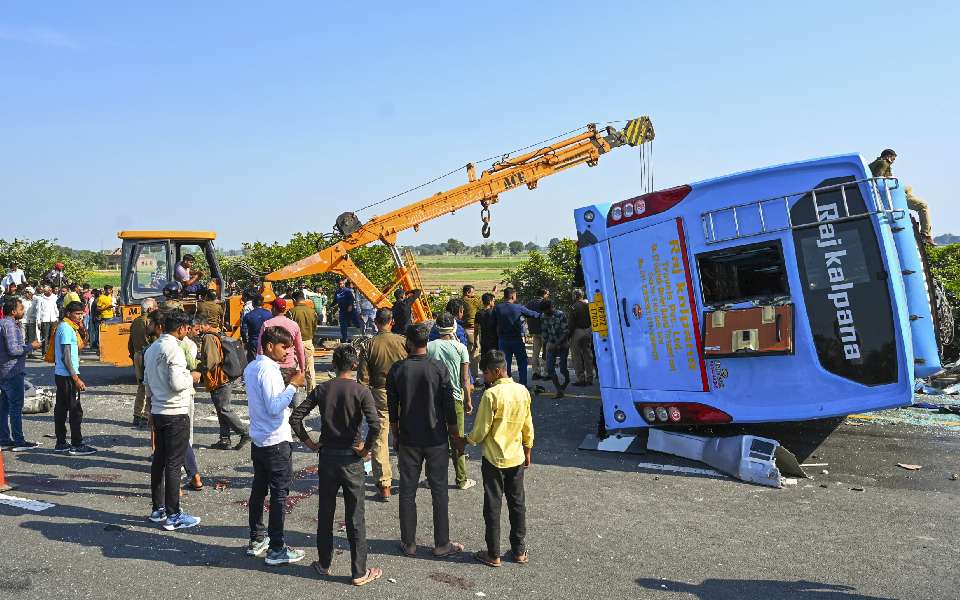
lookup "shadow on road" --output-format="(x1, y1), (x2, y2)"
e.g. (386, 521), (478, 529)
(636, 577), (895, 599)
(19, 501), (468, 586)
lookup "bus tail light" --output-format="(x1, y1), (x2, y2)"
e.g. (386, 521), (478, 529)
(635, 402), (732, 425)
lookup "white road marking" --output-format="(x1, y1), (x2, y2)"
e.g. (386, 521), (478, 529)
(0, 493), (55, 512)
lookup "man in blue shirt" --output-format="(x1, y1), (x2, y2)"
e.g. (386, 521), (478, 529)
(0, 297), (41, 451)
(492, 288), (540, 386)
(334, 280), (363, 343)
(54, 301), (96, 455)
(241, 293), (272, 362)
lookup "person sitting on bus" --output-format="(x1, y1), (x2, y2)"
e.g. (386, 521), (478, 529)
(869, 149), (936, 246)
(175, 255), (204, 295)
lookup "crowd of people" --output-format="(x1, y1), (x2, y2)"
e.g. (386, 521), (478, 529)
(0, 269), (561, 587)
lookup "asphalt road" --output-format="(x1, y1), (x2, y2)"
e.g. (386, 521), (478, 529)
(1, 353), (959, 600)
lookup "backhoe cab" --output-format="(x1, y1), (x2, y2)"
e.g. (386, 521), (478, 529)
(98, 231), (240, 367)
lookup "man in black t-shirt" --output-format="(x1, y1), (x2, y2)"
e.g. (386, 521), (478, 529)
(290, 345), (383, 586)
(391, 288), (422, 335)
(386, 323), (463, 559)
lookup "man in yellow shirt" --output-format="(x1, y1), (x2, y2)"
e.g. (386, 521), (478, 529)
(95, 285), (115, 320)
(63, 284), (82, 308)
(458, 349), (534, 568)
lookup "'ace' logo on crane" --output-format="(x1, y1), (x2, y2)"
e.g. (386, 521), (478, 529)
(502, 172), (526, 190)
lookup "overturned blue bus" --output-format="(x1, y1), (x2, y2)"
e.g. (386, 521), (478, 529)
(574, 154), (944, 433)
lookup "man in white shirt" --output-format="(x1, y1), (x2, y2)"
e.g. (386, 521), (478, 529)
(143, 310), (202, 531)
(20, 287), (39, 358)
(243, 325), (306, 565)
(1, 264), (26, 290)
(36, 286), (60, 353)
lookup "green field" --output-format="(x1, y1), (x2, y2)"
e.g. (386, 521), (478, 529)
(415, 254), (524, 291)
(84, 253), (523, 293)
(86, 270), (121, 288)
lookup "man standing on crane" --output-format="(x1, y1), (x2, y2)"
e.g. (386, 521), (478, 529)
(335, 280), (363, 343)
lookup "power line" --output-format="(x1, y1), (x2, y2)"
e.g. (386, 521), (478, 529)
(355, 124), (590, 215)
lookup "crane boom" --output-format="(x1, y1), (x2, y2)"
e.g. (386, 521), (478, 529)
(265, 117), (654, 316)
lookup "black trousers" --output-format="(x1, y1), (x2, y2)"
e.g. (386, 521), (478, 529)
(210, 382), (247, 440)
(316, 451), (367, 579)
(249, 441), (293, 551)
(398, 443), (450, 548)
(54, 375), (83, 446)
(151, 413), (190, 515)
(481, 457), (527, 557)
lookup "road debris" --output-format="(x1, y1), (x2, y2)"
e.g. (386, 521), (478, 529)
(646, 429), (807, 488)
(850, 487), (865, 492)
(950, 473), (958, 481)
(897, 463), (922, 471)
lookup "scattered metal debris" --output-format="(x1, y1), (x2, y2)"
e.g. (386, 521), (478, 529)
(646, 429), (806, 488)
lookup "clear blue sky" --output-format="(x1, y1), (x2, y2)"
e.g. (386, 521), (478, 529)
(2, 1), (958, 250)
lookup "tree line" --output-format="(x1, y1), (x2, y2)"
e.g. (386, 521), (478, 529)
(407, 238), (564, 257)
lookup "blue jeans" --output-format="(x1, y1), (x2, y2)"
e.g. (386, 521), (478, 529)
(0, 372), (26, 445)
(498, 338), (528, 386)
(339, 310), (362, 342)
(546, 346), (570, 383)
(89, 320), (101, 349)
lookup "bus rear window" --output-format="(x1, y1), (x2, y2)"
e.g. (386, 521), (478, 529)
(696, 242), (789, 306)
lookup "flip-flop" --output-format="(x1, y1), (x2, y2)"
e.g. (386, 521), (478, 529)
(473, 550), (501, 567)
(432, 542), (464, 557)
(513, 552), (529, 565)
(398, 542), (417, 557)
(352, 567), (382, 586)
(311, 561), (331, 577)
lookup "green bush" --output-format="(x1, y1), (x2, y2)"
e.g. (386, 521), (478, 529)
(501, 238), (578, 309)
(0, 238), (95, 285)
(220, 232), (395, 297)
(927, 244), (960, 297)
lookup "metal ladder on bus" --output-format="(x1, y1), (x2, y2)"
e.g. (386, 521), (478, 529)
(700, 177), (905, 245)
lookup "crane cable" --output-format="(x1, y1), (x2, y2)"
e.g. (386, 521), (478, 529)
(354, 124), (591, 215)
(347, 119), (652, 242)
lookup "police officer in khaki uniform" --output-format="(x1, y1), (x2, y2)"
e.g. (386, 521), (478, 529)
(357, 308), (408, 501)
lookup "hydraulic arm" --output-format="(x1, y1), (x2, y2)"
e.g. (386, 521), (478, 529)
(265, 117), (654, 321)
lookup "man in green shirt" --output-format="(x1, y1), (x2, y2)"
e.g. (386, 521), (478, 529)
(287, 291), (318, 391)
(461, 285), (483, 379)
(128, 298), (159, 428)
(427, 312), (475, 490)
(357, 308), (409, 501)
(868, 148), (896, 178)
(195, 289), (223, 329)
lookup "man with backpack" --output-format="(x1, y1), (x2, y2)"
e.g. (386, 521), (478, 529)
(198, 322), (250, 450)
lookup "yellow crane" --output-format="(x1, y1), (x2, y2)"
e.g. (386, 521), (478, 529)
(265, 117), (655, 321)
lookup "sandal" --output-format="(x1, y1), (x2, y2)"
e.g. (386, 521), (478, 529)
(473, 550), (501, 567)
(311, 561), (331, 577)
(398, 542), (417, 557)
(432, 542), (464, 557)
(352, 567), (382, 586)
(513, 552), (529, 565)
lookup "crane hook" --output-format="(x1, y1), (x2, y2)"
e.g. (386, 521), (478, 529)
(480, 201), (492, 239)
